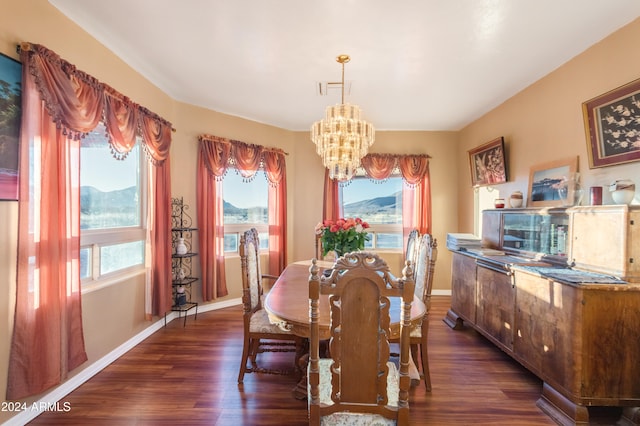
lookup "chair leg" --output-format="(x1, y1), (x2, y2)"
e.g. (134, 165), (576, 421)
(410, 343), (419, 370)
(238, 335), (251, 383)
(249, 338), (261, 368)
(420, 341), (431, 392)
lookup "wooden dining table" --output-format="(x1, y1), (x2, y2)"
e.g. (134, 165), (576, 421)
(264, 259), (427, 399)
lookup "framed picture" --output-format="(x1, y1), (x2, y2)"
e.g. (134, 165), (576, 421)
(468, 137), (507, 187)
(582, 77), (640, 168)
(528, 157), (578, 207)
(0, 52), (22, 201)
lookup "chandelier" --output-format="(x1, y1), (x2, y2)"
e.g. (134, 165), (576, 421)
(311, 55), (375, 181)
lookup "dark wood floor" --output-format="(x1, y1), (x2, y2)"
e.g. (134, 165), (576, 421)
(28, 296), (622, 425)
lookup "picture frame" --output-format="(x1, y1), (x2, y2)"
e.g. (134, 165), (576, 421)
(0, 52), (22, 201)
(527, 157), (578, 207)
(582, 77), (640, 169)
(468, 136), (507, 187)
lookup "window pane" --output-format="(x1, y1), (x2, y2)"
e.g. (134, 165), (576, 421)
(258, 232), (269, 250)
(80, 124), (141, 230)
(224, 233), (238, 252)
(80, 247), (91, 279)
(376, 233), (403, 249)
(342, 177), (403, 224)
(223, 172), (268, 224)
(364, 236), (374, 249)
(100, 240), (144, 275)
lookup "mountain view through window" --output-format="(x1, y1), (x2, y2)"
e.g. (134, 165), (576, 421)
(342, 176), (403, 249)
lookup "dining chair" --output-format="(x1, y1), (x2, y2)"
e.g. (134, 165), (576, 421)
(391, 233), (438, 391)
(308, 252), (414, 425)
(237, 228), (303, 384)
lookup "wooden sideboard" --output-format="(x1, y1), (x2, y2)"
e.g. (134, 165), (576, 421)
(445, 205), (640, 426)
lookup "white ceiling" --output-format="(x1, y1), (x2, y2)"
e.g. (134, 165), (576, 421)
(49, 0), (640, 131)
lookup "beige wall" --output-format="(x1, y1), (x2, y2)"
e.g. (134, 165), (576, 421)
(1, 1), (639, 423)
(458, 18), (640, 233)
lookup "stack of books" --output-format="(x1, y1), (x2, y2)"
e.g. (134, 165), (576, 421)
(446, 233), (482, 251)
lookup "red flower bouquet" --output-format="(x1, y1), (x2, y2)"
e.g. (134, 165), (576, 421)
(315, 217), (370, 257)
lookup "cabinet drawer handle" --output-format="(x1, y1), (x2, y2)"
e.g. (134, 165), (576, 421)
(477, 262), (512, 276)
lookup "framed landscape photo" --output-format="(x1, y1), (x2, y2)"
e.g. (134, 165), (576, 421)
(0, 52), (21, 201)
(582, 77), (640, 168)
(468, 137), (507, 187)
(528, 157), (578, 207)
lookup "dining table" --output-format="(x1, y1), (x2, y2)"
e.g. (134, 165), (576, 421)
(264, 259), (427, 399)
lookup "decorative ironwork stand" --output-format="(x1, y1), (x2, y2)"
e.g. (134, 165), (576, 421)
(168, 197), (198, 326)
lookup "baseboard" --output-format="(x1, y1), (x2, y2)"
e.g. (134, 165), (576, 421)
(432, 289), (452, 296)
(4, 297), (242, 426)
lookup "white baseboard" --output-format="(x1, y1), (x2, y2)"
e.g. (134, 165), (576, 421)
(432, 289), (452, 296)
(3, 297), (242, 426)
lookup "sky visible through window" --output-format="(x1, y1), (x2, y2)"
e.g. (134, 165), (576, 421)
(223, 171), (268, 208)
(80, 126), (139, 192)
(342, 178), (399, 205)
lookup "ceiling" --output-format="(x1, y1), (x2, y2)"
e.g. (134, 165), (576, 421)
(49, 0), (640, 131)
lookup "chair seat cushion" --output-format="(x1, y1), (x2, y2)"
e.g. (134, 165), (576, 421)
(312, 358), (398, 425)
(250, 308), (293, 334)
(409, 324), (422, 338)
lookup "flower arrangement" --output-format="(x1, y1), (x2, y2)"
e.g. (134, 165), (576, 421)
(315, 217), (370, 257)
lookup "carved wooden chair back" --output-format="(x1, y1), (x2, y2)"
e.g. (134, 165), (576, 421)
(308, 252), (414, 425)
(241, 227), (263, 313)
(315, 232), (323, 260)
(405, 228), (420, 279)
(237, 228), (300, 383)
(414, 233), (438, 310)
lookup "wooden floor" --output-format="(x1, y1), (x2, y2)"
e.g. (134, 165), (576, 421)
(29, 296), (623, 425)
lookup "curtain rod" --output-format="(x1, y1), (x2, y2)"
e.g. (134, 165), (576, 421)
(199, 134), (289, 155)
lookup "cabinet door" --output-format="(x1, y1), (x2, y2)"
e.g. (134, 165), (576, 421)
(513, 271), (577, 392)
(571, 206), (640, 281)
(450, 253), (477, 323)
(476, 263), (514, 351)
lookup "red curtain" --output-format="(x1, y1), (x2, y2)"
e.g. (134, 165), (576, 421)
(104, 92), (139, 158)
(197, 136), (230, 301)
(322, 169), (341, 221)
(139, 114), (173, 317)
(8, 43), (173, 399)
(197, 135), (288, 300)
(264, 150), (287, 274)
(231, 141), (262, 180)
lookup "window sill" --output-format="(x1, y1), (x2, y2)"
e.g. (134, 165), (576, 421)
(82, 267), (146, 295)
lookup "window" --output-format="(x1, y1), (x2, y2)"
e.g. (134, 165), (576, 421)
(341, 174), (403, 250)
(222, 170), (269, 253)
(475, 185), (496, 237)
(80, 123), (146, 285)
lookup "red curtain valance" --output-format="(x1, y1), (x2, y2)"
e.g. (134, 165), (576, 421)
(198, 134), (287, 185)
(21, 42), (173, 164)
(360, 153), (431, 186)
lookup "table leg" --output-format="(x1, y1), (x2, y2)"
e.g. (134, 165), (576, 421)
(292, 353), (310, 400)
